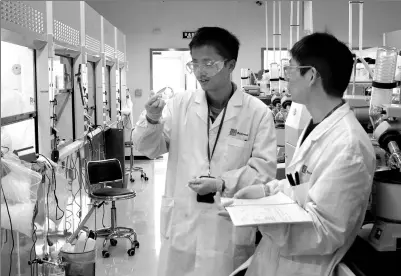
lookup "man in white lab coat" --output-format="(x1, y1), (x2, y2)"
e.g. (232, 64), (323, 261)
(223, 32), (376, 276)
(132, 27), (277, 276)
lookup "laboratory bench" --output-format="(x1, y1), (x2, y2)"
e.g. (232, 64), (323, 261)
(342, 226), (401, 276)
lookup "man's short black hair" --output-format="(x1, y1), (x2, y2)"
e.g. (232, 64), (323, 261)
(189, 27), (240, 62)
(290, 32), (353, 98)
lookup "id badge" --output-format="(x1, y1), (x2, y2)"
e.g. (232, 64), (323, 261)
(197, 175), (216, 204)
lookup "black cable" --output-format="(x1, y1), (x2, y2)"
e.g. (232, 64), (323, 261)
(81, 171), (90, 195)
(2, 186), (14, 276)
(73, 187), (81, 206)
(68, 156), (81, 206)
(28, 159), (45, 275)
(44, 174), (51, 232)
(87, 136), (94, 160)
(52, 167), (65, 221)
(44, 173), (53, 243)
(64, 175), (74, 231)
(30, 203), (38, 276)
(80, 159), (90, 195)
(63, 156), (80, 231)
(63, 157), (74, 230)
(38, 154), (65, 240)
(70, 155), (84, 223)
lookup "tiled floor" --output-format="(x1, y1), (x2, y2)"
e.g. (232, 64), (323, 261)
(1, 156), (167, 276)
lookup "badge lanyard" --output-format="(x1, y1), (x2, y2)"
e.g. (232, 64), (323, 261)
(206, 85), (234, 176)
(323, 99), (345, 121)
(207, 105), (228, 176)
(307, 99), (345, 129)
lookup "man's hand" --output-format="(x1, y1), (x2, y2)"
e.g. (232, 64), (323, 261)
(233, 184), (266, 199)
(216, 184), (267, 219)
(188, 177), (223, 195)
(145, 93), (166, 122)
(214, 192), (233, 220)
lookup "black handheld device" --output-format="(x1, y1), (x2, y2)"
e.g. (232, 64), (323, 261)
(196, 176), (216, 204)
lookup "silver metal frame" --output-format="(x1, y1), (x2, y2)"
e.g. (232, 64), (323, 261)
(1, 0), (129, 270)
(261, 47), (289, 72)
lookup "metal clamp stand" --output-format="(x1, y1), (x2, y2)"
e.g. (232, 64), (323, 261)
(126, 128), (148, 182)
(66, 201), (104, 244)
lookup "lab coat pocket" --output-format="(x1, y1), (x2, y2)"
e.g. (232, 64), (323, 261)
(276, 256), (321, 276)
(224, 138), (248, 169)
(292, 183), (309, 208)
(233, 226), (256, 246)
(160, 196), (175, 240)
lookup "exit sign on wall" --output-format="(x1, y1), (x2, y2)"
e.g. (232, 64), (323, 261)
(183, 31), (196, 39)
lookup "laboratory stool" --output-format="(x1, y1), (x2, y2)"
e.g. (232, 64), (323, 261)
(69, 158), (140, 258)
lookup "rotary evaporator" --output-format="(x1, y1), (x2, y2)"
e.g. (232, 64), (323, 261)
(365, 46), (401, 252)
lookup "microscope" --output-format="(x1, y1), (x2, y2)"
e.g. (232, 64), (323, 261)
(364, 46), (401, 252)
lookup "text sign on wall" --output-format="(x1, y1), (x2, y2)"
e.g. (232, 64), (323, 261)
(183, 31), (196, 39)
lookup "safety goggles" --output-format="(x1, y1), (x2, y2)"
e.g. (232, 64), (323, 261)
(186, 60), (226, 78)
(283, 65), (313, 81)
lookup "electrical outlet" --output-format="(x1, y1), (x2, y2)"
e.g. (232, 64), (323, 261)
(135, 89), (142, 97)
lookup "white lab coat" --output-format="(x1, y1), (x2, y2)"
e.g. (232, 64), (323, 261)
(132, 87), (277, 276)
(244, 103), (376, 276)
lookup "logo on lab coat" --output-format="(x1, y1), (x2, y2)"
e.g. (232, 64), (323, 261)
(301, 165), (312, 175)
(230, 129), (237, 136)
(229, 129), (249, 137)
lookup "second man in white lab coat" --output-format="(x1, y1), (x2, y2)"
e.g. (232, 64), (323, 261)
(132, 27), (277, 276)
(221, 32), (376, 276)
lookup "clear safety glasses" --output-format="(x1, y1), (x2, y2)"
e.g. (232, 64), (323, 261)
(186, 60), (226, 78)
(283, 65), (313, 81)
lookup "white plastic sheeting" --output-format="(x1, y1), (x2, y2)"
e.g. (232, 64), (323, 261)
(1, 153), (41, 236)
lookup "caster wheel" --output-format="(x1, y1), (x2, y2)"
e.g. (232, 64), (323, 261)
(127, 248), (135, 256)
(110, 239), (117, 246)
(134, 241), (140, 248)
(130, 178), (135, 182)
(144, 176), (149, 181)
(102, 250), (110, 258)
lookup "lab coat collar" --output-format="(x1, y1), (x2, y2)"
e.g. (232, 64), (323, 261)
(289, 103), (352, 169)
(195, 85), (243, 126)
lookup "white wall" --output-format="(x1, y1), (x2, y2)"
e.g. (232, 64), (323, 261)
(313, 1), (401, 47)
(89, 0), (401, 125)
